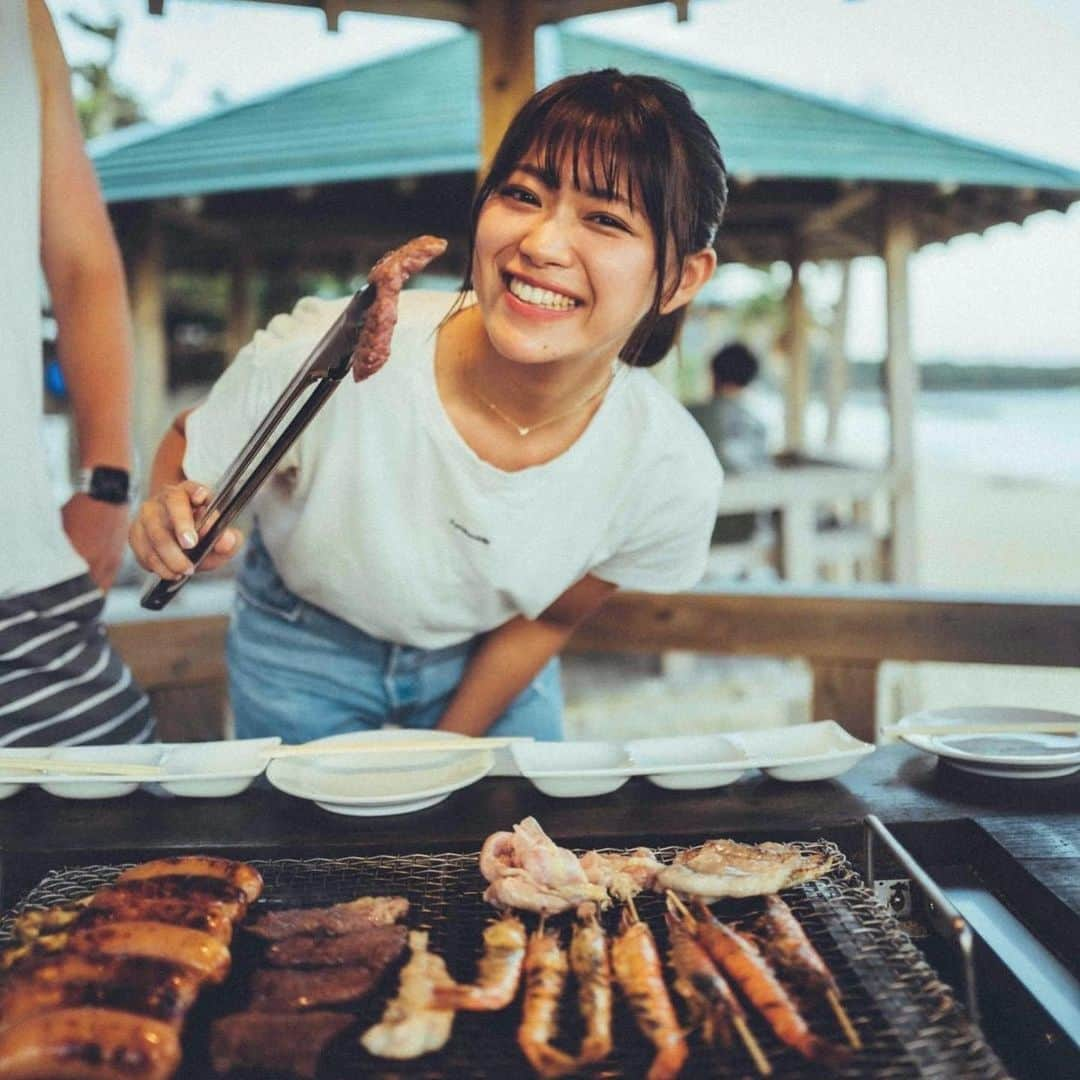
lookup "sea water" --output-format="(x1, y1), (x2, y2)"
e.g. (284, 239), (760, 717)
(754, 386), (1080, 488)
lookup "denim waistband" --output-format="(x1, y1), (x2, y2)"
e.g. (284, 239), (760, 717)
(237, 529), (477, 672)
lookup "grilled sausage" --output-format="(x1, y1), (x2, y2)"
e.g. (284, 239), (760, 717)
(65, 922), (230, 984)
(115, 857), (263, 905)
(0, 954), (201, 1029)
(0, 1007), (181, 1080)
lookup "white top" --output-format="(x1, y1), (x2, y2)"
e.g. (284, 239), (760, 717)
(0, 2), (87, 598)
(185, 290), (722, 649)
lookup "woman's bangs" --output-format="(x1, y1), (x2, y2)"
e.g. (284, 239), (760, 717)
(527, 104), (644, 212)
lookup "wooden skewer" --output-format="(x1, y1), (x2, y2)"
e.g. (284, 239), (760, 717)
(732, 1013), (773, 1077)
(0, 758), (163, 778)
(826, 987), (862, 1049)
(268, 736), (526, 759)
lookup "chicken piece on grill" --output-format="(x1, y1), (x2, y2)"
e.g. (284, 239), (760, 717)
(655, 839), (839, 899)
(0, 954), (202, 1029)
(579, 847), (663, 901)
(360, 930), (455, 1060)
(263, 923), (407, 969)
(245, 895), (408, 941)
(480, 818), (608, 915)
(210, 1010), (353, 1079)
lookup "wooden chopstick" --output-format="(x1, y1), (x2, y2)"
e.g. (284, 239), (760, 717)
(0, 758), (164, 777)
(886, 721), (1079, 737)
(269, 736), (525, 759)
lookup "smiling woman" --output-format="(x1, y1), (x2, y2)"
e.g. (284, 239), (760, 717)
(129, 69), (729, 747)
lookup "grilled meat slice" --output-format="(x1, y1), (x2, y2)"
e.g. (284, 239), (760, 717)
(115, 857), (263, 905)
(0, 954), (200, 1028)
(65, 922), (231, 984)
(247, 965), (380, 1011)
(210, 1010), (352, 1079)
(246, 896), (408, 941)
(656, 839), (839, 899)
(0, 1006), (181, 1080)
(264, 923), (407, 969)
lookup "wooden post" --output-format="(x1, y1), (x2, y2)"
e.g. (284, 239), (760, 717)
(783, 241), (810, 452)
(825, 260), (851, 450)
(810, 660), (880, 742)
(476, 0), (538, 174)
(883, 194), (919, 584)
(127, 205), (167, 484)
(224, 249), (258, 366)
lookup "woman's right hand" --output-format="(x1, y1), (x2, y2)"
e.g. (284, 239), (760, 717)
(129, 480), (243, 580)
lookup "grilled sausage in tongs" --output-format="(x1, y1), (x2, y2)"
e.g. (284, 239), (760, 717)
(140, 235), (447, 611)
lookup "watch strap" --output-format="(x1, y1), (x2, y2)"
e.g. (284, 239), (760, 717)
(75, 466), (132, 505)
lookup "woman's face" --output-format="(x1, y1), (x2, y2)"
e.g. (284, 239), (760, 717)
(472, 153), (661, 373)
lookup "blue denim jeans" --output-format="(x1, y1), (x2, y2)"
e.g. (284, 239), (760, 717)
(227, 532), (564, 744)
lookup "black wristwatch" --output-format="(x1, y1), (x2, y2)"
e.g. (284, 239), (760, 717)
(75, 466), (132, 505)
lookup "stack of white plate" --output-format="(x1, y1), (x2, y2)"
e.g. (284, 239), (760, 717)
(894, 707), (1080, 780)
(265, 730), (495, 816)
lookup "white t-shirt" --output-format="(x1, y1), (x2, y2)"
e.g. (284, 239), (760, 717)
(185, 290), (722, 649)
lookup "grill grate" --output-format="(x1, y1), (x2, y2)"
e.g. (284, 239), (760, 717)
(1, 844), (1009, 1079)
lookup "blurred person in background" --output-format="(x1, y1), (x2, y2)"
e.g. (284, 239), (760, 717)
(690, 341), (773, 546)
(0, 1), (152, 746)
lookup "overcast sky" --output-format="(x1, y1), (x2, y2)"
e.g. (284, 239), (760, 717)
(52, 0), (1080, 361)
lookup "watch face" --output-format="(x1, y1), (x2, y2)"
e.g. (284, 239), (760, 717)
(89, 467), (130, 504)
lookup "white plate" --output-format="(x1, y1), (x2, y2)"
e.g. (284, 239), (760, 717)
(726, 721), (876, 781)
(265, 730), (494, 815)
(157, 738), (280, 797)
(896, 707), (1080, 779)
(38, 745), (165, 799)
(626, 734), (748, 790)
(511, 741), (633, 797)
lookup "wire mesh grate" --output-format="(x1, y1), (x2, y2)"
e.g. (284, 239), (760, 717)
(0, 843), (1009, 1079)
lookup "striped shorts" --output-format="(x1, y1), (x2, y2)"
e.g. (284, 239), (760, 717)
(0, 574), (154, 747)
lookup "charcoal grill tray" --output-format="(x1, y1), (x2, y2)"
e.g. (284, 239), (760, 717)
(0, 844), (1009, 1079)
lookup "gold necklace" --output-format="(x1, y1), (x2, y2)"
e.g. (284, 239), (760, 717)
(473, 367), (619, 437)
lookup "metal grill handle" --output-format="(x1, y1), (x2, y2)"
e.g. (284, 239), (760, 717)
(863, 814), (979, 1024)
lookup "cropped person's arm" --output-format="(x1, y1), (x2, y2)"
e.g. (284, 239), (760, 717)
(31, 0), (134, 589)
(437, 576), (617, 737)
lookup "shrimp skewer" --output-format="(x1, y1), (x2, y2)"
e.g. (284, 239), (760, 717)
(665, 893), (771, 1076)
(569, 903), (613, 1065)
(693, 902), (849, 1069)
(517, 924), (576, 1079)
(757, 894), (861, 1049)
(430, 915), (526, 1011)
(611, 900), (688, 1080)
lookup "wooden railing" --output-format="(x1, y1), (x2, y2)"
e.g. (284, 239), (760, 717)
(107, 587), (1080, 743)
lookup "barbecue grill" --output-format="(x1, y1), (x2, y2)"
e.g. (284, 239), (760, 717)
(0, 837), (1012, 1079)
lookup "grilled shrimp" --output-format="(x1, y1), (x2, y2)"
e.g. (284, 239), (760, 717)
(757, 894), (836, 995)
(611, 908), (688, 1080)
(665, 913), (739, 1048)
(430, 915), (526, 1010)
(570, 903), (613, 1065)
(694, 904), (848, 1068)
(517, 928), (576, 1079)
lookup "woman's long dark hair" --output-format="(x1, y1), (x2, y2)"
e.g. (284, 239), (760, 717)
(460, 69), (727, 367)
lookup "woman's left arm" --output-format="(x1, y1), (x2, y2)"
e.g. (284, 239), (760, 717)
(436, 576), (617, 737)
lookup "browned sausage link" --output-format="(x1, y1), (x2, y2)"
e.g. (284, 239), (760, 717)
(90, 879), (247, 924)
(0, 954), (201, 1029)
(0, 1006), (181, 1080)
(757, 894), (837, 995)
(115, 857), (263, 905)
(65, 921), (231, 984)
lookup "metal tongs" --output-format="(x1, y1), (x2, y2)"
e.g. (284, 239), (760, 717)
(141, 285), (377, 611)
